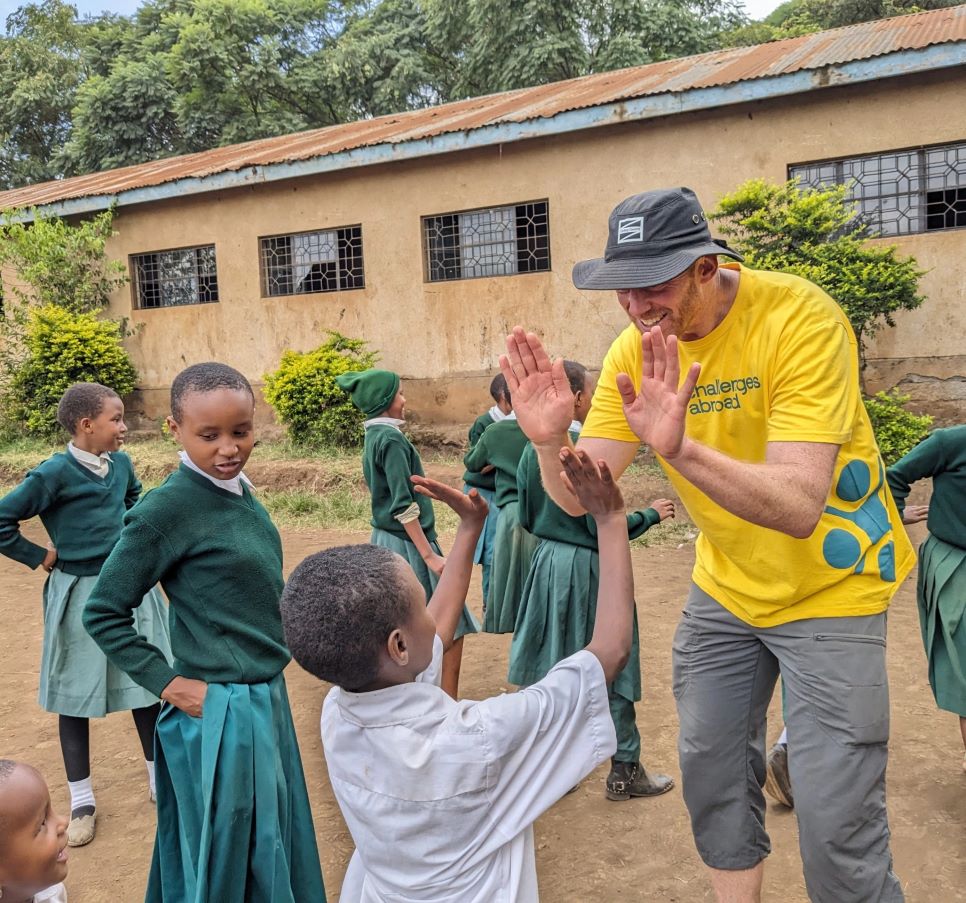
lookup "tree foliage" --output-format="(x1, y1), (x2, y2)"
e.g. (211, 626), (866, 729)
(711, 179), (925, 367)
(863, 389), (932, 465)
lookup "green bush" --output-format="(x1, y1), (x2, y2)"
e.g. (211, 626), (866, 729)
(864, 390), (932, 466)
(5, 304), (138, 437)
(264, 333), (378, 447)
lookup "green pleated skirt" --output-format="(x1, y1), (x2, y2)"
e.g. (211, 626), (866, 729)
(148, 672), (325, 902)
(508, 539), (641, 703)
(917, 534), (966, 716)
(370, 528), (479, 640)
(41, 568), (170, 717)
(484, 500), (538, 634)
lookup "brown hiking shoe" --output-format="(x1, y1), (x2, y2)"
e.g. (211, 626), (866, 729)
(764, 742), (794, 808)
(605, 760), (674, 801)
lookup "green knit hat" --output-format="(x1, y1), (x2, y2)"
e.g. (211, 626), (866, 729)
(335, 369), (400, 418)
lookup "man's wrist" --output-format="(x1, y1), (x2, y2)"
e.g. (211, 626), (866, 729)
(662, 435), (695, 465)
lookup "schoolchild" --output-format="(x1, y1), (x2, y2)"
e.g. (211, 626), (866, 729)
(888, 425), (966, 772)
(0, 759), (69, 903)
(83, 363), (325, 902)
(463, 394), (537, 633)
(0, 383), (171, 848)
(336, 368), (477, 698)
(461, 373), (512, 601)
(510, 361), (675, 800)
(280, 450), (635, 901)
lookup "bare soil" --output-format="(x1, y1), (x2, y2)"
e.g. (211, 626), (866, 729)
(2, 514), (963, 901)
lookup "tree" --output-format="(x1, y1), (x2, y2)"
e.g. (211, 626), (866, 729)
(711, 179), (925, 370)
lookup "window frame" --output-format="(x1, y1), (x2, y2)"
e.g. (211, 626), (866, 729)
(129, 243), (219, 311)
(788, 139), (966, 237)
(258, 224), (365, 299)
(421, 199), (551, 283)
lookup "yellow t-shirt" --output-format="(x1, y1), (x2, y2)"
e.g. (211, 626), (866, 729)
(581, 264), (914, 627)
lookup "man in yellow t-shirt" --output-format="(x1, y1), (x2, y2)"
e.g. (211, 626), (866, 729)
(501, 188), (910, 903)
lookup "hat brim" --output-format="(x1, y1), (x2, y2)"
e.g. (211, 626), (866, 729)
(572, 242), (743, 291)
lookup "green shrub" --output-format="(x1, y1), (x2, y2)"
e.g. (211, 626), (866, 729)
(864, 390), (932, 466)
(5, 304), (138, 437)
(263, 333), (378, 447)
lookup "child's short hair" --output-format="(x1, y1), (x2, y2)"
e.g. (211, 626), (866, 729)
(280, 544), (413, 691)
(56, 382), (120, 434)
(562, 360), (589, 395)
(170, 362), (254, 422)
(489, 373), (509, 404)
(0, 758), (20, 836)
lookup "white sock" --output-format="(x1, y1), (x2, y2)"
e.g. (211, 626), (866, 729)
(68, 777), (95, 813)
(778, 726), (788, 746)
(145, 759), (156, 795)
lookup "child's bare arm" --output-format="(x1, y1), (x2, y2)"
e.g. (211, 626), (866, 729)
(559, 449), (634, 683)
(402, 519), (446, 576)
(412, 476), (487, 650)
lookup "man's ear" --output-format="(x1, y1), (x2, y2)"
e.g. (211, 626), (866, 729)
(386, 627), (409, 667)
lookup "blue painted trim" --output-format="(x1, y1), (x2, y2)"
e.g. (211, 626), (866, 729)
(21, 42), (966, 222)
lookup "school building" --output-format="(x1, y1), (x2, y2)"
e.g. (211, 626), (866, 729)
(0, 7), (964, 428)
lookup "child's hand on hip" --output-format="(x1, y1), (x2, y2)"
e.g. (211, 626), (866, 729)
(41, 543), (57, 573)
(411, 475), (489, 525)
(902, 504), (928, 525)
(161, 676), (208, 718)
(650, 498), (676, 522)
(559, 447), (624, 518)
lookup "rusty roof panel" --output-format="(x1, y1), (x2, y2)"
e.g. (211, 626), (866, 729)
(1, 7), (964, 212)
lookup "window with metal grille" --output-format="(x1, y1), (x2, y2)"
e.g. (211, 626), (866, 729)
(423, 201), (550, 282)
(789, 141), (966, 237)
(130, 245), (218, 309)
(260, 225), (364, 297)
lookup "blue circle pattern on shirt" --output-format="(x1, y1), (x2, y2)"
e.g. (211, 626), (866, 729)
(822, 459), (897, 582)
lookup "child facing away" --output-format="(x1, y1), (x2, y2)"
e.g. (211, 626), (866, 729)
(461, 373), (513, 601)
(280, 449), (636, 902)
(0, 383), (171, 848)
(83, 364), (325, 902)
(335, 368), (478, 698)
(462, 390), (538, 633)
(510, 360), (675, 801)
(0, 760), (69, 903)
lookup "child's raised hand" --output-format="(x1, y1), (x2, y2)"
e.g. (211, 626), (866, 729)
(411, 475), (489, 524)
(650, 499), (675, 522)
(559, 447), (624, 517)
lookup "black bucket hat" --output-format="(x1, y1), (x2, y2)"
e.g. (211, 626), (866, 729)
(572, 187), (742, 290)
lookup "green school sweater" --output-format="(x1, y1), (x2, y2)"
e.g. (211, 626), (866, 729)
(84, 465), (290, 697)
(363, 424), (436, 542)
(887, 425), (966, 551)
(517, 436), (660, 550)
(0, 449), (141, 575)
(463, 419), (530, 508)
(462, 411), (497, 492)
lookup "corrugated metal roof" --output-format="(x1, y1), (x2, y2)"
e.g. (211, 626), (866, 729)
(2, 6), (964, 211)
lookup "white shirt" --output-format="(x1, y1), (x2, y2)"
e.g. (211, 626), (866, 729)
(68, 442), (111, 478)
(488, 405), (509, 423)
(363, 416), (406, 431)
(178, 450), (254, 496)
(323, 637), (615, 902)
(34, 883), (67, 902)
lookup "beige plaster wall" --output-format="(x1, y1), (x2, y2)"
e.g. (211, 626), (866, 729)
(104, 68), (966, 427)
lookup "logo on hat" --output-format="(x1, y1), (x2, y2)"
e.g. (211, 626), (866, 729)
(617, 217), (644, 244)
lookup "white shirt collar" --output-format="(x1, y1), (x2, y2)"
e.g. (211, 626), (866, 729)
(364, 416), (406, 431)
(487, 405), (509, 423)
(68, 442), (112, 477)
(179, 450), (254, 496)
(505, 411), (517, 421)
(569, 420), (582, 434)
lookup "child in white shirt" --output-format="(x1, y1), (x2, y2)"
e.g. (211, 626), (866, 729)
(281, 449), (638, 901)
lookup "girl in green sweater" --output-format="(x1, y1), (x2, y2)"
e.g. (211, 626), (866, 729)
(83, 364), (325, 902)
(0, 383), (171, 849)
(336, 368), (478, 699)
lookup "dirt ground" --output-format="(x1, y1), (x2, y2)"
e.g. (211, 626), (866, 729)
(2, 516), (964, 902)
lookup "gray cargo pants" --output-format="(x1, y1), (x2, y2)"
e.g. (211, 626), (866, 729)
(672, 584), (904, 903)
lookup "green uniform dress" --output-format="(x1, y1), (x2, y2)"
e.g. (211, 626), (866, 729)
(0, 450), (170, 717)
(363, 421), (479, 639)
(84, 465), (325, 903)
(508, 434), (661, 762)
(462, 409), (502, 600)
(463, 417), (538, 633)
(888, 426), (966, 716)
